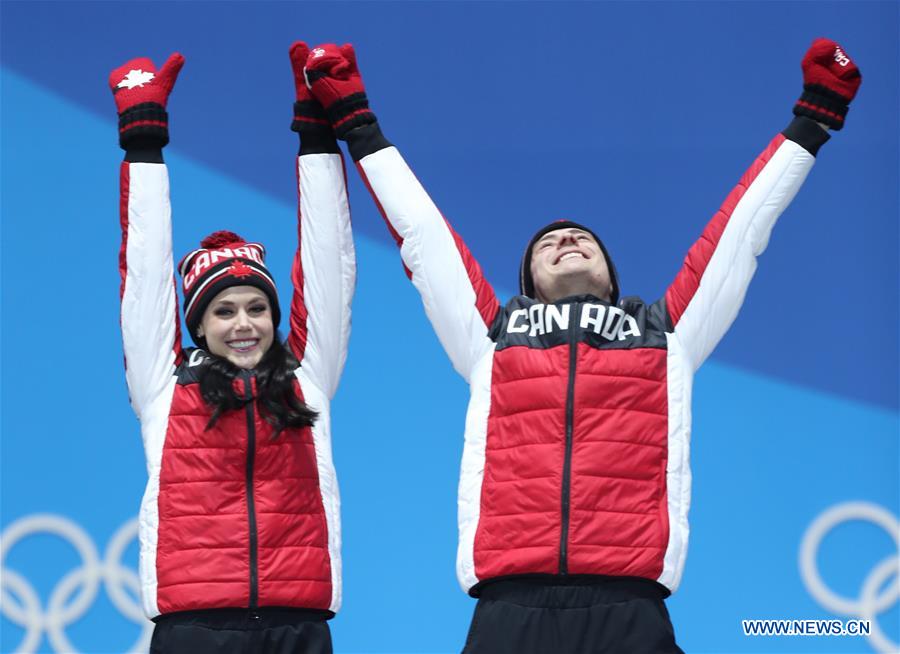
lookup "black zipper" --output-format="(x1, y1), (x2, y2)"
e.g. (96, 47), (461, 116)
(242, 370), (259, 609)
(559, 307), (578, 575)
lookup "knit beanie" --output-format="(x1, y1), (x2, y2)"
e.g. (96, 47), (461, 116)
(177, 231), (281, 345)
(519, 220), (620, 305)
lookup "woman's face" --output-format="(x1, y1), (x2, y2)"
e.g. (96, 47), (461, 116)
(197, 286), (274, 369)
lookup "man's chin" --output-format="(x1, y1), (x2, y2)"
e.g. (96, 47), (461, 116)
(539, 281), (610, 304)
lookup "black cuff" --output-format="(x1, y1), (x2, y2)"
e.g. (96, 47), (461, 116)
(793, 84), (849, 131)
(334, 111), (376, 140)
(801, 84), (850, 115)
(782, 116), (830, 156)
(124, 137), (164, 163)
(324, 92), (370, 126)
(119, 102), (169, 149)
(298, 129), (341, 155)
(292, 99), (328, 124)
(345, 121), (392, 161)
(291, 101), (340, 154)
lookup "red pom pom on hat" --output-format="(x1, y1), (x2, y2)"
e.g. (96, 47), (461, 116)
(200, 230), (246, 249)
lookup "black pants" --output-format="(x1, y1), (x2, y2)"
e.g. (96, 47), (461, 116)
(462, 578), (684, 654)
(150, 608), (333, 654)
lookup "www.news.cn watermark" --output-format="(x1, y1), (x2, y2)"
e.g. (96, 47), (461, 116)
(742, 619), (871, 637)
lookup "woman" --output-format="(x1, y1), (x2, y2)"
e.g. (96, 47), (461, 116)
(111, 42), (354, 653)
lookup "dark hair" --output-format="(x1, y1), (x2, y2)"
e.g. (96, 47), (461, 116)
(198, 334), (318, 437)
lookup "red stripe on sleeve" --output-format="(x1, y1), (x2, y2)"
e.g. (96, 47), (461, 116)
(444, 220), (501, 329)
(288, 157), (310, 362)
(172, 278), (183, 367)
(118, 162), (130, 373)
(119, 162), (130, 300)
(665, 133), (786, 328)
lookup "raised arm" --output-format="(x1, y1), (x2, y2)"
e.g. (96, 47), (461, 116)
(111, 54), (186, 416)
(663, 38), (861, 371)
(286, 43), (356, 399)
(304, 44), (500, 382)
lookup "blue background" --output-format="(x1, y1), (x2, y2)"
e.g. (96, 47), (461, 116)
(1, 1), (897, 653)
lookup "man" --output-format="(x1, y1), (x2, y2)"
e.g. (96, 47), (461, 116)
(303, 38), (860, 653)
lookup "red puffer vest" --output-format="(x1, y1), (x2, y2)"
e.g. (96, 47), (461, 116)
(471, 296), (671, 589)
(155, 361), (332, 613)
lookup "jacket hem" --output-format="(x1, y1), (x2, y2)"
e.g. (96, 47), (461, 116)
(467, 573), (671, 600)
(152, 606), (335, 625)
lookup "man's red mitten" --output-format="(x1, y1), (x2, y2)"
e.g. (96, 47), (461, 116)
(108, 53), (184, 148)
(304, 43), (375, 139)
(794, 38), (861, 130)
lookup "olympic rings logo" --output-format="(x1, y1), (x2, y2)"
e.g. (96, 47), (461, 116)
(800, 501), (900, 654)
(0, 514), (152, 654)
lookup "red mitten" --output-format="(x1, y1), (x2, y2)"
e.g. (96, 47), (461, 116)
(288, 41), (331, 133)
(304, 43), (375, 139)
(108, 53), (184, 148)
(794, 38), (861, 130)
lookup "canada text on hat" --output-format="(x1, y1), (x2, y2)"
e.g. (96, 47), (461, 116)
(180, 243), (267, 291)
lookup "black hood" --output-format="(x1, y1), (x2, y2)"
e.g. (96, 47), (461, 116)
(518, 220), (620, 305)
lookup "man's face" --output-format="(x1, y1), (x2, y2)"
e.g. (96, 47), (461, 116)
(530, 228), (613, 303)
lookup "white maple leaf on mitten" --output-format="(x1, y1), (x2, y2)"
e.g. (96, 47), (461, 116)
(117, 69), (155, 90)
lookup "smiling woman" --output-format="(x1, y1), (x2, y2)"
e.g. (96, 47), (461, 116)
(197, 286), (275, 367)
(176, 232), (319, 437)
(199, 286), (274, 366)
(112, 44), (355, 653)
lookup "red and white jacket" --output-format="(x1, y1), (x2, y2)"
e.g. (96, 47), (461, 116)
(118, 152), (355, 618)
(350, 117), (828, 595)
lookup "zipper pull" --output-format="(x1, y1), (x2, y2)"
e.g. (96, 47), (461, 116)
(232, 377), (244, 396)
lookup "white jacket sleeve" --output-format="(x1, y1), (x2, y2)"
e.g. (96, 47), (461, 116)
(119, 160), (182, 416)
(663, 117), (830, 372)
(286, 153), (356, 399)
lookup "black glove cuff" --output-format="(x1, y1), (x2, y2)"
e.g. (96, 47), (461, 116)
(298, 129), (341, 156)
(291, 101), (339, 154)
(124, 142), (165, 164)
(119, 102), (169, 149)
(793, 84), (849, 131)
(334, 111), (377, 140)
(324, 93), (376, 138)
(345, 121), (392, 161)
(782, 116), (830, 156)
(291, 100), (330, 130)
